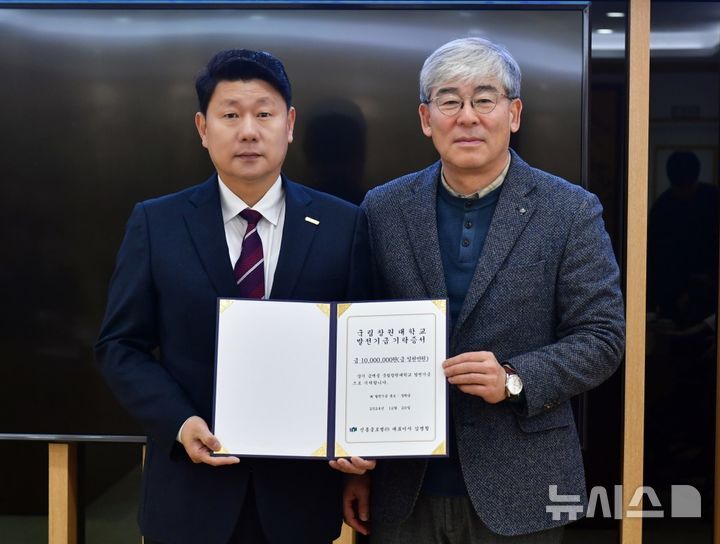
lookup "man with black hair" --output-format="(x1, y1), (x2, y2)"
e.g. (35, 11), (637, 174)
(649, 150), (719, 326)
(96, 49), (368, 544)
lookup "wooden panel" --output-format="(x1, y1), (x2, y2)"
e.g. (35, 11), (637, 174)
(48, 443), (77, 544)
(333, 522), (356, 544)
(621, 1), (651, 543)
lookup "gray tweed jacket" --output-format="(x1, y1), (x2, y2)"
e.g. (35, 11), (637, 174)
(361, 150), (625, 536)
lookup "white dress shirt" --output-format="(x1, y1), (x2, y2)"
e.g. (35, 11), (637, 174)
(217, 174), (286, 299)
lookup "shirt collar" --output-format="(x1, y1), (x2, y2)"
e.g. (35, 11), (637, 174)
(218, 175), (285, 226)
(441, 152), (511, 199)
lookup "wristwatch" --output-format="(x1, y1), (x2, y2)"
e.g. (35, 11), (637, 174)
(503, 365), (523, 400)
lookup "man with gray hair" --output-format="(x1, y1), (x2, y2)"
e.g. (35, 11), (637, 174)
(341, 37), (625, 543)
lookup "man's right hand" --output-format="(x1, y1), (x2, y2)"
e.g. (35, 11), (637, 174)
(179, 416), (240, 466)
(343, 473), (371, 536)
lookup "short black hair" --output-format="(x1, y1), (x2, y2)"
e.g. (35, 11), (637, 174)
(195, 49), (292, 114)
(666, 150), (701, 187)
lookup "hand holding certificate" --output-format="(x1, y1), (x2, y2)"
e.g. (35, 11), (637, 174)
(212, 299), (448, 459)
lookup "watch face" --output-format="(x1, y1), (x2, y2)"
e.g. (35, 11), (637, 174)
(506, 374), (523, 396)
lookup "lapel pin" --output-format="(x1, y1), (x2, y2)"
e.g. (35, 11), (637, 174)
(518, 207), (527, 215)
(304, 216), (320, 225)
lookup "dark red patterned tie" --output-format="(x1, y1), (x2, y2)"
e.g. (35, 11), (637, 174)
(234, 209), (265, 299)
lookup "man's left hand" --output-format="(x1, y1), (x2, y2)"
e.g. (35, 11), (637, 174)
(443, 351), (506, 404)
(329, 456), (377, 475)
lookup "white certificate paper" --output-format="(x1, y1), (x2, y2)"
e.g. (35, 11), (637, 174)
(213, 298), (447, 459)
(335, 300), (447, 458)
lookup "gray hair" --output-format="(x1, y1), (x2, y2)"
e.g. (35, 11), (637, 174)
(419, 37), (522, 103)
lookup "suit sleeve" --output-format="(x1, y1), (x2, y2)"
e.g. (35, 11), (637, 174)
(94, 203), (197, 455)
(346, 207), (372, 301)
(359, 196), (388, 301)
(507, 193), (625, 418)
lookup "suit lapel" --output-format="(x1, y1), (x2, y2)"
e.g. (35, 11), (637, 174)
(184, 175), (239, 297)
(454, 152), (537, 333)
(400, 163), (447, 299)
(270, 177), (319, 299)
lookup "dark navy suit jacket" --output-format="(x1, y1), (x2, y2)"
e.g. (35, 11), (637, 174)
(95, 174), (368, 544)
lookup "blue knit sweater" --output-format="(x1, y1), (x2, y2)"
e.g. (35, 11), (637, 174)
(421, 182), (501, 496)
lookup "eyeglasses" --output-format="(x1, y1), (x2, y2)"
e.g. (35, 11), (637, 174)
(425, 91), (515, 116)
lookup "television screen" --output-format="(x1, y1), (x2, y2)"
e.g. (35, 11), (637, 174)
(0, 3), (587, 436)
